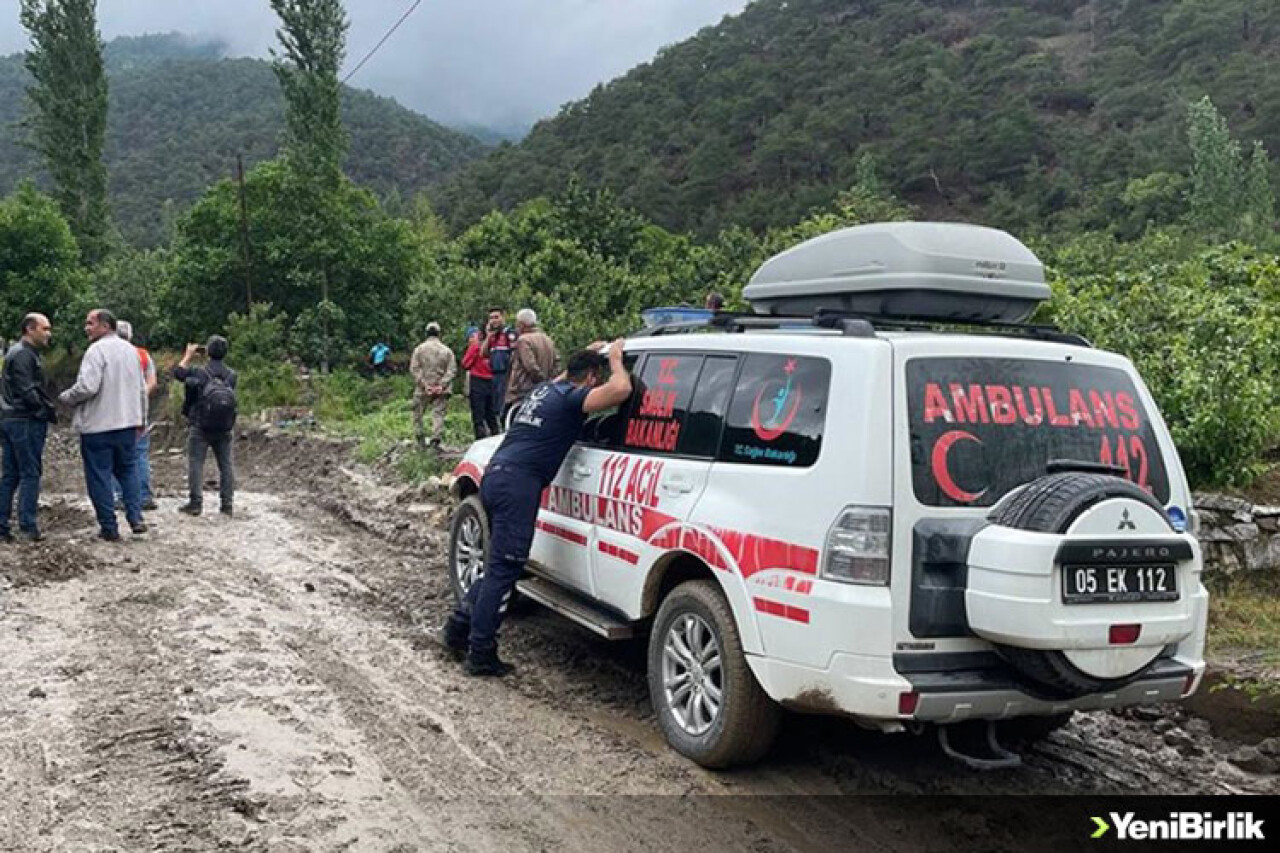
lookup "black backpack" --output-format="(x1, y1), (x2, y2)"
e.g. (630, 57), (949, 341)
(200, 371), (238, 433)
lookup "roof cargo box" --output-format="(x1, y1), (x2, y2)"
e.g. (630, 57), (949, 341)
(743, 222), (1049, 323)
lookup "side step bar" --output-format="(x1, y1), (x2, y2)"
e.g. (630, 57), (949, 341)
(516, 576), (636, 640)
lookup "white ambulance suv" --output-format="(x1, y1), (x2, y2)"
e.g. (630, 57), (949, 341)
(447, 222), (1207, 769)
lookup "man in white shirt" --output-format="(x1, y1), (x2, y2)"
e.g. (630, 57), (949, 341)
(59, 309), (148, 541)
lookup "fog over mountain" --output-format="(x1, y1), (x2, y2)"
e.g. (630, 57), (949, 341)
(0, 0), (751, 133)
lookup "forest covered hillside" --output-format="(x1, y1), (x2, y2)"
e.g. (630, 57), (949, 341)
(435, 0), (1280, 238)
(0, 34), (487, 246)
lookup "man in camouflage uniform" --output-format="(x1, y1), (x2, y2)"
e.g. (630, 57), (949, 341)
(410, 322), (457, 449)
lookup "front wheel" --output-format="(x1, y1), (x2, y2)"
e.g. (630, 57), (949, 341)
(448, 495), (488, 604)
(648, 580), (781, 768)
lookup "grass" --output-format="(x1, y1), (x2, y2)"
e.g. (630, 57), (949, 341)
(309, 370), (478, 482)
(1206, 573), (1280, 665)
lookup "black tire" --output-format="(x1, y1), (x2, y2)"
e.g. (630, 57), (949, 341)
(987, 471), (1165, 698)
(448, 495), (489, 605)
(988, 471), (1164, 533)
(648, 580), (781, 768)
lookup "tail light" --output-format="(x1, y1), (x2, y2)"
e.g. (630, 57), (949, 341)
(822, 506), (891, 586)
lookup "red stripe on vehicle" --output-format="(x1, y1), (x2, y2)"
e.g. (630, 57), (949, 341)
(453, 460), (484, 484)
(532, 482), (817, 577)
(752, 597), (810, 624)
(597, 541), (639, 565)
(536, 520), (587, 546)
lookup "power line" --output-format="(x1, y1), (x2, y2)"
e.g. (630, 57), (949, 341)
(342, 0), (423, 84)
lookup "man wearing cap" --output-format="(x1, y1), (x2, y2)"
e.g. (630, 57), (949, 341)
(410, 322), (457, 449)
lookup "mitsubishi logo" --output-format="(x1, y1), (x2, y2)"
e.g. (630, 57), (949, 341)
(1117, 509), (1136, 531)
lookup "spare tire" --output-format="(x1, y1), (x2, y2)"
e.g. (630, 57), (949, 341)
(986, 471), (1168, 699)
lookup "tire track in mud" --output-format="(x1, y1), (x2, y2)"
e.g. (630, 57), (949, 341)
(2, 429), (1276, 853)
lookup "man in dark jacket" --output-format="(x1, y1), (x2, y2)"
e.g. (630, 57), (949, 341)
(0, 313), (56, 543)
(442, 341), (632, 676)
(173, 336), (238, 517)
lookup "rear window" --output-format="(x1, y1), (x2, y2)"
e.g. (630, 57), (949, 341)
(907, 357), (1171, 507)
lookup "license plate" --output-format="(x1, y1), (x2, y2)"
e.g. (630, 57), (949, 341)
(1062, 564), (1179, 604)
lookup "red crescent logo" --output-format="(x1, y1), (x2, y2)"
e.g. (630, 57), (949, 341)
(931, 430), (986, 504)
(751, 384), (803, 441)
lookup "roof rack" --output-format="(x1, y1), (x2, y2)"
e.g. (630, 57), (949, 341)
(629, 309), (1090, 347)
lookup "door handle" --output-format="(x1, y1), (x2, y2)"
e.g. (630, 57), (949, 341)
(571, 464), (593, 480)
(661, 477), (694, 495)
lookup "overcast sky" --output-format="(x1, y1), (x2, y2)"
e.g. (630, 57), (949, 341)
(0, 0), (751, 131)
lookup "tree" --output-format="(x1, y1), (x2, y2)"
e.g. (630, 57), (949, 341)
(1186, 96), (1276, 244)
(1187, 96), (1242, 238)
(0, 182), (88, 336)
(19, 0), (110, 264)
(1242, 140), (1276, 242)
(167, 159), (416, 354)
(269, 0), (349, 184)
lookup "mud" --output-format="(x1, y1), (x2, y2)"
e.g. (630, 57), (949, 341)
(1, 426), (1276, 852)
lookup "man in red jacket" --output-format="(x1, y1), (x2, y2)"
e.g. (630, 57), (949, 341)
(462, 327), (501, 439)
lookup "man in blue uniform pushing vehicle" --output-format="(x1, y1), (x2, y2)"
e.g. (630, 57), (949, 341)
(442, 339), (632, 676)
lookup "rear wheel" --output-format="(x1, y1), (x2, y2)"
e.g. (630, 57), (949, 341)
(648, 580), (780, 768)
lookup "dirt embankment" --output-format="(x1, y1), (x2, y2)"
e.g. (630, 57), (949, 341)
(1, 427), (1276, 852)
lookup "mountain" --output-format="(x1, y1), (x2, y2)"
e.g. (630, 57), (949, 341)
(0, 34), (488, 246)
(433, 0), (1280, 238)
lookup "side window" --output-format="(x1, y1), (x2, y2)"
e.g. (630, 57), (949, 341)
(718, 354), (831, 467)
(579, 353), (642, 448)
(621, 354), (702, 454)
(677, 356), (738, 458)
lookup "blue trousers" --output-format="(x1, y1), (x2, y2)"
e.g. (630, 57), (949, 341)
(491, 372), (508, 432)
(0, 418), (48, 536)
(453, 463), (542, 654)
(113, 431), (153, 504)
(81, 428), (142, 535)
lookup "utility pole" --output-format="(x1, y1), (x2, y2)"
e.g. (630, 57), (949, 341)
(236, 154), (253, 310)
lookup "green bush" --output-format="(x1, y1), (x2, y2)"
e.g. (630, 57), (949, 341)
(1045, 242), (1280, 487)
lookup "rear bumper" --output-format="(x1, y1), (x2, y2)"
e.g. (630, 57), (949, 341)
(747, 652), (1201, 725)
(904, 657), (1198, 723)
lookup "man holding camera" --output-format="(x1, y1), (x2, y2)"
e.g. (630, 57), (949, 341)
(174, 336), (238, 517)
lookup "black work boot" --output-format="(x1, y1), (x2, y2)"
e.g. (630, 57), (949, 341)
(463, 647), (514, 678)
(178, 503), (201, 517)
(439, 617), (470, 658)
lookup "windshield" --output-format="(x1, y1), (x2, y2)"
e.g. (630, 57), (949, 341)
(906, 357), (1170, 508)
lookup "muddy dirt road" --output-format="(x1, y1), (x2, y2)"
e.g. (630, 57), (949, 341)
(1, 428), (1275, 852)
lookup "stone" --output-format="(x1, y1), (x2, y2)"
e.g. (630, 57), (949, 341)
(1196, 526), (1236, 543)
(1130, 706), (1164, 722)
(1194, 493), (1253, 516)
(1224, 523), (1260, 542)
(1257, 737), (1280, 758)
(1184, 718), (1212, 737)
(1244, 538), (1280, 572)
(1153, 719), (1176, 734)
(28, 686), (46, 699)
(1228, 746), (1278, 775)
(1163, 729), (1196, 751)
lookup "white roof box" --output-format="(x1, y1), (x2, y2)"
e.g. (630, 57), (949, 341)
(743, 222), (1049, 323)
